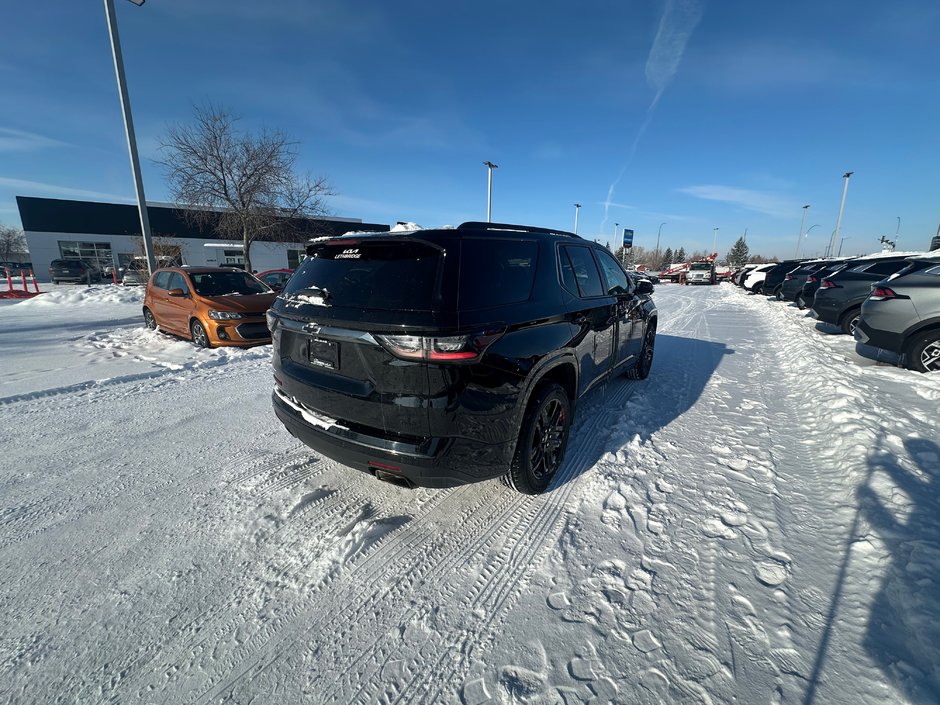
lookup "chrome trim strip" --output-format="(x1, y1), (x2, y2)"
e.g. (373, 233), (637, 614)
(278, 318), (378, 345)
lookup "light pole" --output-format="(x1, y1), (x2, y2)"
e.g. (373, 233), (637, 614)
(838, 236), (851, 257)
(614, 223), (619, 253)
(483, 161), (498, 222)
(655, 222), (666, 261)
(104, 0), (156, 275)
(795, 204), (810, 257)
(712, 227), (719, 254)
(573, 203), (581, 234)
(800, 224), (819, 257)
(827, 171), (853, 257)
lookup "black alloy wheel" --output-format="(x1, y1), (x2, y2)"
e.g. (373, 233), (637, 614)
(840, 308), (861, 336)
(750, 282), (762, 294)
(191, 319), (212, 348)
(143, 307), (157, 330)
(774, 287), (784, 301)
(506, 384), (571, 495)
(908, 331), (940, 373)
(627, 324), (656, 380)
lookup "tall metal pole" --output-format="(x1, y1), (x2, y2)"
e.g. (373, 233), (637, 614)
(573, 203), (581, 234)
(655, 222), (665, 260)
(483, 161), (498, 222)
(827, 171), (853, 257)
(614, 223), (619, 256)
(104, 0), (156, 275)
(712, 227), (719, 254)
(795, 204), (810, 257)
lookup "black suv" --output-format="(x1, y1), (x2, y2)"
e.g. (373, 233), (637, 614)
(267, 222), (658, 493)
(48, 259), (101, 284)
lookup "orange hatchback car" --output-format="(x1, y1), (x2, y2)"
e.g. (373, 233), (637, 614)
(143, 267), (276, 347)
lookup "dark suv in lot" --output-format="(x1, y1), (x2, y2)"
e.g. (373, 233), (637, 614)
(48, 259), (101, 284)
(812, 253), (922, 334)
(855, 253), (940, 372)
(267, 222), (658, 493)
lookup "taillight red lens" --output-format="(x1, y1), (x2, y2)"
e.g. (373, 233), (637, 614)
(785, 274), (794, 280)
(376, 328), (506, 363)
(807, 276), (818, 284)
(869, 287), (897, 301)
(820, 280), (839, 289)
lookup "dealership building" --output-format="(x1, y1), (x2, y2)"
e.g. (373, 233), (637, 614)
(16, 196), (390, 281)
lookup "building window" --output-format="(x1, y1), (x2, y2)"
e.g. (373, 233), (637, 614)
(287, 249), (307, 269)
(59, 241), (113, 272)
(222, 249), (245, 268)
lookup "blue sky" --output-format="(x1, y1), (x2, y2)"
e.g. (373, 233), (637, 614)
(2, 0), (939, 259)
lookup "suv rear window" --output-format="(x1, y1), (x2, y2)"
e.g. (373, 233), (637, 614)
(286, 239), (443, 311)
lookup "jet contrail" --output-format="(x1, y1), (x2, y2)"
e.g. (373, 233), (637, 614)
(601, 0), (705, 234)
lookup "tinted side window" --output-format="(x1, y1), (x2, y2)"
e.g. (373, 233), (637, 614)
(861, 260), (910, 276)
(153, 271), (171, 289)
(561, 246), (604, 298)
(458, 238), (538, 308)
(559, 249), (579, 293)
(595, 250), (632, 295)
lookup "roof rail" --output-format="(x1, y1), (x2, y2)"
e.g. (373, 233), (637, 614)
(457, 221), (581, 239)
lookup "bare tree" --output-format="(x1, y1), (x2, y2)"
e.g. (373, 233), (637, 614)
(157, 105), (333, 271)
(0, 225), (27, 261)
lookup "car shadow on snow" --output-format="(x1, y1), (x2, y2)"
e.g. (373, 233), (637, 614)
(550, 333), (733, 492)
(803, 432), (940, 704)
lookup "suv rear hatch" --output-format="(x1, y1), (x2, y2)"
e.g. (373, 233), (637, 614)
(271, 236), (460, 441)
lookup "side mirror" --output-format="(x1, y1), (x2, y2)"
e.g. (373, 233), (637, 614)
(167, 288), (186, 297)
(635, 279), (654, 295)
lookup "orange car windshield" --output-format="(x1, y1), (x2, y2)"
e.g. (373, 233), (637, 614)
(190, 271), (269, 297)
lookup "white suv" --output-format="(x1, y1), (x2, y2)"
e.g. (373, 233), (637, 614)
(742, 263), (777, 293)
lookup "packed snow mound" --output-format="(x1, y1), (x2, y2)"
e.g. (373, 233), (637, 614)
(390, 222), (423, 232)
(16, 285), (144, 308)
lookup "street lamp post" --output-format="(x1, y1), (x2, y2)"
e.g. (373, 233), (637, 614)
(800, 224), (820, 257)
(614, 223), (619, 253)
(712, 227), (719, 254)
(795, 204), (810, 258)
(573, 203), (581, 234)
(838, 236), (851, 257)
(655, 222), (666, 261)
(483, 161), (498, 222)
(104, 0), (156, 275)
(827, 171), (853, 257)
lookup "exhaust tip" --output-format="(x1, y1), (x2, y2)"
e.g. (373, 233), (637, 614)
(372, 469), (415, 489)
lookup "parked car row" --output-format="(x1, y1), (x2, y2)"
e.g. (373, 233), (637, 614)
(734, 252), (940, 373)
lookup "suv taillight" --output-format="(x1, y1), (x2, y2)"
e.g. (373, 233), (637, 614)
(376, 328), (505, 363)
(820, 280), (839, 289)
(784, 273), (794, 281)
(807, 276), (818, 284)
(869, 286), (898, 301)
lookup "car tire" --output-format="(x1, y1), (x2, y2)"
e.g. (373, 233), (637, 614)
(750, 281), (762, 294)
(143, 307), (158, 330)
(774, 287), (784, 301)
(505, 383), (571, 495)
(839, 308), (861, 336)
(626, 324), (656, 380)
(796, 294), (807, 310)
(906, 330), (940, 373)
(52, 279), (58, 285)
(191, 319), (212, 348)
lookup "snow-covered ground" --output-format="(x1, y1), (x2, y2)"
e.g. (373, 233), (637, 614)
(1, 283), (938, 705)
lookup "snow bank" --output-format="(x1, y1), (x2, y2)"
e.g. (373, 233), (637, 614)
(15, 285), (144, 308)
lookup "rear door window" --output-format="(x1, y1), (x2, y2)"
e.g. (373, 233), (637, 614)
(457, 238), (538, 309)
(560, 246), (604, 298)
(285, 239), (444, 311)
(858, 259), (910, 276)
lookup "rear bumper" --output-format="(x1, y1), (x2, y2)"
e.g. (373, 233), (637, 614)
(272, 388), (514, 488)
(854, 319), (904, 353)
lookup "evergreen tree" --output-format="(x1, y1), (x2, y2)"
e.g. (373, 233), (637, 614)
(661, 247), (674, 269)
(676, 247), (687, 262)
(728, 237), (750, 268)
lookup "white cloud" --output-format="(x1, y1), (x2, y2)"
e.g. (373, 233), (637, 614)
(0, 128), (67, 152)
(678, 184), (800, 219)
(0, 177), (132, 203)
